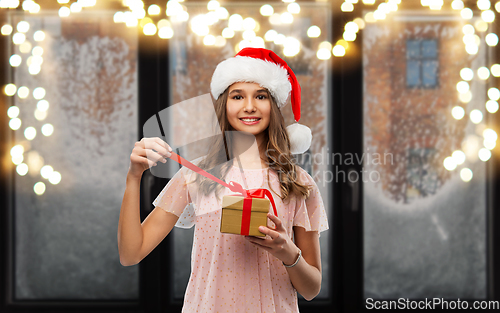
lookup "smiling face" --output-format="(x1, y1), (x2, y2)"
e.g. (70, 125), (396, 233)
(226, 82), (272, 142)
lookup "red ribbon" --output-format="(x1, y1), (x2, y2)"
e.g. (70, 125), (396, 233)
(168, 152), (277, 235)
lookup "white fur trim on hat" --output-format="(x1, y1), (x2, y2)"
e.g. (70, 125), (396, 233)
(210, 56), (292, 108)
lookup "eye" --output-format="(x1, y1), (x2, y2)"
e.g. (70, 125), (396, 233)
(232, 95), (243, 100)
(257, 95), (267, 100)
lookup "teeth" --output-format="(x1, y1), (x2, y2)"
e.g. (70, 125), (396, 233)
(241, 118), (259, 122)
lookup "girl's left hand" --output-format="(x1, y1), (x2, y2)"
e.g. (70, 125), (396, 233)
(245, 213), (300, 266)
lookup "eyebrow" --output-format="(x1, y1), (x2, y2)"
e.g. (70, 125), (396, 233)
(229, 89), (268, 95)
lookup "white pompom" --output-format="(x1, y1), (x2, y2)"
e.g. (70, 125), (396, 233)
(286, 123), (312, 154)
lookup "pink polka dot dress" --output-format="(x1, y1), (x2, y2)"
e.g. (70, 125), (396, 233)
(152, 158), (329, 313)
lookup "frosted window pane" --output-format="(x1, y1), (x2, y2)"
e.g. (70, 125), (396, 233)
(406, 40), (421, 58)
(407, 60), (420, 87)
(10, 13), (138, 300)
(423, 60), (438, 86)
(363, 18), (486, 299)
(422, 40), (438, 58)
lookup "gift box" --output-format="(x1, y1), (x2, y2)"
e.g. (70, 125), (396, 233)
(220, 195), (270, 237)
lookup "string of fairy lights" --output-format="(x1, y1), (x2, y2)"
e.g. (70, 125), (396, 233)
(1, 0), (499, 195)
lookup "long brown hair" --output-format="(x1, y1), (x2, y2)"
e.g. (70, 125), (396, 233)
(191, 86), (313, 203)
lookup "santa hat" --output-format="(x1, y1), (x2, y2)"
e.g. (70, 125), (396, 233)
(210, 47), (312, 154)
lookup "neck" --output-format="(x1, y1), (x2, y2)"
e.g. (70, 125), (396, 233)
(231, 131), (268, 168)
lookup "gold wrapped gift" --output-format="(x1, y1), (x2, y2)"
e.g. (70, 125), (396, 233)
(220, 195), (270, 237)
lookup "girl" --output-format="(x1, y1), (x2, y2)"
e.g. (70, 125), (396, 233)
(118, 48), (329, 312)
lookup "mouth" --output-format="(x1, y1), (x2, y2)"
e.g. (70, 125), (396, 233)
(239, 117), (261, 125)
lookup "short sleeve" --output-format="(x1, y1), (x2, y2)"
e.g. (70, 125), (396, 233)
(152, 166), (192, 218)
(293, 167), (329, 234)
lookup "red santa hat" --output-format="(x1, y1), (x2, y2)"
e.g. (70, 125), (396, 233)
(210, 47), (312, 154)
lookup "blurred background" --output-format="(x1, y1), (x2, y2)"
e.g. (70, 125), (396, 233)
(0, 0), (499, 312)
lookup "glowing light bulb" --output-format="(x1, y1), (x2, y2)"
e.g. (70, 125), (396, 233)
(482, 10), (495, 22)
(266, 29), (278, 41)
(222, 28), (235, 39)
(203, 34), (215, 46)
(9, 54), (22, 67)
(317, 48), (331, 60)
(41, 123), (54, 136)
(34, 109), (47, 121)
(40, 165), (53, 179)
(332, 45), (346, 57)
(37, 100), (49, 111)
(17, 86), (29, 99)
(341, 2), (354, 12)
(10, 144), (24, 157)
(486, 33), (499, 46)
(461, 8), (473, 19)
(33, 87), (45, 100)
(483, 128), (498, 141)
(5, 84), (16, 96)
(486, 100), (499, 113)
(13, 32), (26, 45)
(49, 171), (62, 184)
(9, 118), (21, 130)
(491, 64), (500, 76)
(443, 157), (457, 171)
(1, 24), (13, 36)
(478, 67), (491, 79)
(59, 7), (70, 17)
(16, 163), (28, 176)
(456, 81), (469, 93)
(148, 4), (160, 15)
(260, 4), (274, 16)
(460, 168), (473, 182)
(488, 87), (500, 100)
(215, 8), (228, 20)
(460, 68), (474, 81)
(33, 182), (46, 195)
(280, 12), (293, 24)
(452, 106), (465, 120)
(462, 24), (474, 35)
(24, 126), (37, 140)
(33, 30), (45, 41)
(287, 3), (300, 14)
(17, 21), (29, 33)
(478, 148), (492, 161)
(143, 23), (157, 36)
(470, 109), (483, 124)
(7, 106), (20, 118)
(207, 0), (220, 11)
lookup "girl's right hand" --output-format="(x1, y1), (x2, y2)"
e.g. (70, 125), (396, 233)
(128, 137), (173, 179)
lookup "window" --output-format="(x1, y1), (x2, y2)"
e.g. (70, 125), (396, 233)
(406, 39), (439, 88)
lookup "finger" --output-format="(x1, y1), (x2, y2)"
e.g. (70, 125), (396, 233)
(267, 214), (284, 231)
(145, 141), (172, 158)
(131, 154), (158, 168)
(258, 226), (281, 240)
(143, 149), (168, 163)
(154, 137), (173, 153)
(245, 235), (269, 244)
(245, 238), (273, 251)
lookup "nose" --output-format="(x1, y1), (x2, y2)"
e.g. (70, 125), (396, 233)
(243, 98), (257, 112)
